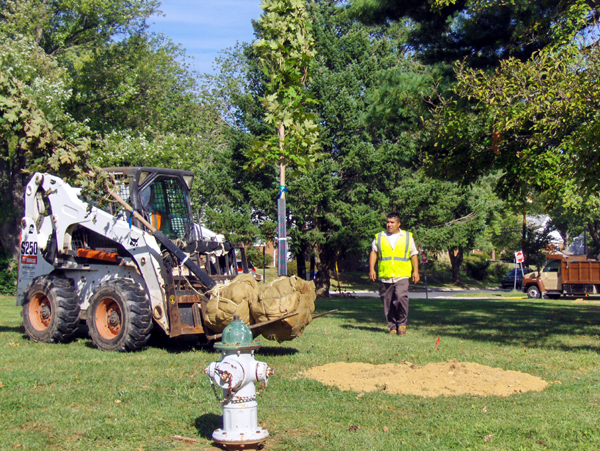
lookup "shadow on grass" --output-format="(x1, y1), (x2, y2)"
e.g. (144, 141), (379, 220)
(340, 324), (386, 333)
(258, 346), (298, 356)
(315, 296), (600, 351)
(194, 413), (222, 439)
(0, 325), (23, 333)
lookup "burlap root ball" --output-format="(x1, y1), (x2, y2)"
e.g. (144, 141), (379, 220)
(252, 276), (316, 342)
(204, 273), (257, 333)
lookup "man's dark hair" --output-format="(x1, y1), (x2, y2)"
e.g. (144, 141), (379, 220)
(387, 212), (400, 221)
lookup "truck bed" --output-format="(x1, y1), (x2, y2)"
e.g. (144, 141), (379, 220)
(561, 260), (600, 284)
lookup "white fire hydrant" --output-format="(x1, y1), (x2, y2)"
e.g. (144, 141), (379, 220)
(205, 316), (273, 447)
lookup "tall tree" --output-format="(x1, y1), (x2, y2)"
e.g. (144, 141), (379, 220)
(0, 0), (222, 261)
(203, 1), (495, 293)
(350, 0), (600, 67)
(250, 0), (320, 275)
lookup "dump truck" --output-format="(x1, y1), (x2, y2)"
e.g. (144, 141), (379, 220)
(522, 254), (599, 299)
(16, 167), (316, 351)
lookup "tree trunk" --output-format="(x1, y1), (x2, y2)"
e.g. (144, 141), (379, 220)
(296, 239), (307, 280)
(448, 248), (464, 284)
(0, 142), (27, 258)
(313, 244), (332, 297)
(587, 221), (600, 257)
(277, 122), (287, 276)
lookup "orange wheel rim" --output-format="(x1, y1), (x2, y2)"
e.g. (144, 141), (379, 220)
(28, 293), (51, 331)
(95, 297), (122, 339)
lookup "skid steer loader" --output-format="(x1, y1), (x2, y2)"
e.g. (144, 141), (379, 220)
(16, 167), (257, 351)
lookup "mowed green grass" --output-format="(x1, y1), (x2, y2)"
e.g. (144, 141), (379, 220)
(1, 293), (600, 450)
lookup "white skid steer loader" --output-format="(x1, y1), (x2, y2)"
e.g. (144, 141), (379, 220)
(16, 167), (254, 351)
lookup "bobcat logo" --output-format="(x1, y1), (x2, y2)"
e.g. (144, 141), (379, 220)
(129, 237), (139, 247)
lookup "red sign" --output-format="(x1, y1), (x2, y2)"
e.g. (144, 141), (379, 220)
(515, 251), (524, 263)
(21, 255), (37, 265)
(420, 251), (428, 264)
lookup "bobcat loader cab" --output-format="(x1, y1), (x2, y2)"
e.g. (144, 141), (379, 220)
(16, 167), (248, 351)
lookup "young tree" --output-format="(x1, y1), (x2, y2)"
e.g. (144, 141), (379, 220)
(250, 0), (320, 275)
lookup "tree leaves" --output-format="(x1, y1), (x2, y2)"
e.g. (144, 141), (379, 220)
(249, 0), (320, 172)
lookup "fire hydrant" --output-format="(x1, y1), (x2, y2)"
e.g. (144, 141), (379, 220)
(205, 316), (273, 447)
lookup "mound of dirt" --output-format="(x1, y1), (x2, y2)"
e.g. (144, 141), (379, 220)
(303, 359), (548, 397)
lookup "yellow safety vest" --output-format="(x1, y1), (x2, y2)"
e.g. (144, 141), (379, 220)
(376, 231), (413, 279)
(150, 212), (162, 230)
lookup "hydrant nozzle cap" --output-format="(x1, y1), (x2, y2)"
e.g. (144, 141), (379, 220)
(214, 317), (261, 351)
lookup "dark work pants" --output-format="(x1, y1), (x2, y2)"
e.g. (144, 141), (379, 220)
(379, 279), (409, 330)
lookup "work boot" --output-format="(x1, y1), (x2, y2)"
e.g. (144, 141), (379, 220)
(397, 325), (407, 336)
(389, 328), (397, 335)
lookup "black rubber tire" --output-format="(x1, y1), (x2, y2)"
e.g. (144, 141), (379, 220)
(22, 275), (80, 343)
(527, 285), (541, 299)
(87, 279), (152, 352)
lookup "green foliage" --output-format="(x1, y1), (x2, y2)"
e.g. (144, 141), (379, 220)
(207, 1), (502, 292)
(351, 0), (600, 265)
(425, 39), (600, 200)
(351, 0), (597, 67)
(248, 0), (320, 172)
(0, 0), (225, 256)
(523, 223), (557, 271)
(471, 252), (489, 261)
(487, 261), (510, 282)
(0, 71), (91, 180)
(246, 246), (274, 268)
(465, 257), (490, 281)
(2, 0), (160, 55)
(287, 258), (298, 276)
(0, 250), (17, 295)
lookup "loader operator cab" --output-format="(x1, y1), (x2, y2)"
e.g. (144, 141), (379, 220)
(139, 177), (190, 240)
(104, 167), (194, 242)
(102, 167), (248, 280)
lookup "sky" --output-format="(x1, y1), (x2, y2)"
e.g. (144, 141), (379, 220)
(148, 0), (264, 74)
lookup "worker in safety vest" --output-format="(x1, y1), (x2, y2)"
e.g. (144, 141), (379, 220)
(369, 213), (419, 336)
(140, 184), (162, 231)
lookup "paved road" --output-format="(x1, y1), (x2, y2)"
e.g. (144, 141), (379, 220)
(332, 287), (525, 299)
(409, 288), (523, 299)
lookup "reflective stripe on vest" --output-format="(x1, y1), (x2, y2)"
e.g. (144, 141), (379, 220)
(376, 231), (412, 279)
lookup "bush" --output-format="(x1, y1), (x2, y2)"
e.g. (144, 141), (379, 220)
(465, 257), (490, 281)
(489, 262), (509, 282)
(468, 252), (490, 261)
(0, 250), (17, 295)
(245, 246), (274, 269)
(287, 259), (298, 277)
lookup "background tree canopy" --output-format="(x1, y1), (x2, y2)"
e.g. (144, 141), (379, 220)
(0, 0), (224, 257)
(2, 0), (596, 295)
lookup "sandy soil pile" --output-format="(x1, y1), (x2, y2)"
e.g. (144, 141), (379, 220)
(303, 359), (548, 397)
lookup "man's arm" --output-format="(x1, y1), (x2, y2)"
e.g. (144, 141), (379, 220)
(411, 254), (420, 284)
(369, 250), (378, 282)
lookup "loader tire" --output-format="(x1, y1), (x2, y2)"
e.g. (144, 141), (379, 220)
(88, 279), (152, 352)
(22, 275), (80, 343)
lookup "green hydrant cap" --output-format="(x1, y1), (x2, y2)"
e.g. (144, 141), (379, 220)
(214, 316), (261, 351)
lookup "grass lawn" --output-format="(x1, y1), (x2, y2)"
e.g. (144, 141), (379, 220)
(2, 292), (600, 450)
